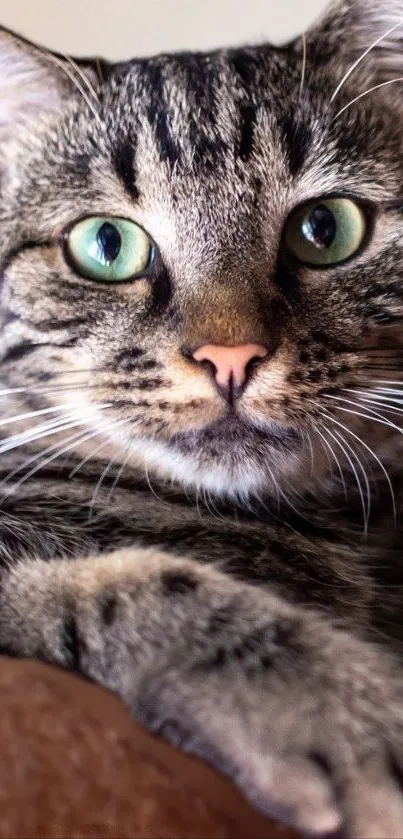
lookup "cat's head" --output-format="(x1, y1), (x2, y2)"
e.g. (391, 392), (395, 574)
(0, 0), (402, 503)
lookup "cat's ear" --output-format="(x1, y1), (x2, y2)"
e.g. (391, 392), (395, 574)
(0, 27), (68, 131)
(0, 26), (100, 135)
(309, 0), (403, 81)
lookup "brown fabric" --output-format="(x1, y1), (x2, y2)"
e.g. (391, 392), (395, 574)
(0, 656), (295, 839)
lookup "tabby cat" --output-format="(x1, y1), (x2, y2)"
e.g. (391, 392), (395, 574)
(1, 0), (403, 834)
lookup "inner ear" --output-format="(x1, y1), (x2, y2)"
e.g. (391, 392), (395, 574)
(0, 26), (102, 134)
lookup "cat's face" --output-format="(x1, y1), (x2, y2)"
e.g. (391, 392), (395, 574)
(0, 0), (403, 500)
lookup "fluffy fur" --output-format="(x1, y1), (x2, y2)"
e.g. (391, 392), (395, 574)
(1, 1), (403, 834)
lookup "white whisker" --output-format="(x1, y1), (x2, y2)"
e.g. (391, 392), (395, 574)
(62, 54), (100, 105)
(344, 393), (403, 416)
(88, 457), (117, 522)
(0, 423), (96, 488)
(41, 50), (101, 123)
(0, 404), (72, 430)
(3, 422), (116, 497)
(319, 422), (370, 533)
(324, 393), (403, 434)
(0, 404), (112, 458)
(0, 414), (80, 457)
(322, 410), (396, 523)
(143, 451), (171, 507)
(371, 380), (403, 387)
(313, 422), (348, 499)
(346, 388), (403, 406)
(105, 445), (132, 503)
(303, 429), (315, 478)
(0, 383), (104, 397)
(299, 32), (307, 102)
(330, 18), (403, 102)
(69, 432), (116, 479)
(370, 386), (403, 396)
(87, 418), (136, 520)
(332, 76), (403, 122)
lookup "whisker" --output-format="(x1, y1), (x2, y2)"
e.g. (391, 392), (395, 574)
(319, 422), (370, 533)
(2, 421), (117, 497)
(299, 32), (307, 102)
(88, 457), (117, 522)
(354, 397), (403, 411)
(302, 429), (315, 478)
(0, 383), (106, 397)
(330, 18), (403, 102)
(61, 54), (100, 105)
(347, 388), (403, 402)
(350, 402), (403, 418)
(0, 404), (75, 430)
(0, 414), (82, 457)
(40, 50), (101, 123)
(371, 380), (403, 387)
(322, 410), (396, 523)
(313, 422), (348, 500)
(341, 391), (403, 416)
(332, 76), (403, 122)
(143, 452), (171, 507)
(105, 445), (132, 503)
(367, 385), (403, 395)
(0, 404), (112, 464)
(0, 422), (94, 491)
(87, 418), (139, 520)
(275, 478), (306, 521)
(94, 58), (104, 85)
(324, 394), (403, 434)
(69, 436), (116, 480)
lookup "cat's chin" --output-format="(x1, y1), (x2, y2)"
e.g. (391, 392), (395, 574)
(126, 414), (304, 500)
(173, 414), (300, 449)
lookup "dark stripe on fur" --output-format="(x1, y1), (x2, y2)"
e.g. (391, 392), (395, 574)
(238, 104), (257, 162)
(230, 49), (260, 87)
(111, 138), (139, 201)
(114, 348), (144, 371)
(143, 62), (181, 168)
(0, 343), (42, 365)
(280, 114), (312, 177)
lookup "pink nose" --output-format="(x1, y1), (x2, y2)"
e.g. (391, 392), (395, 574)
(192, 343), (268, 401)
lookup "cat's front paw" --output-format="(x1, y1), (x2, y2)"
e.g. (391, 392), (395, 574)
(137, 622), (403, 838)
(2, 550), (403, 837)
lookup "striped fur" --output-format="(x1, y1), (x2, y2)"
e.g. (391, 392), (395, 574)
(0, 2), (403, 834)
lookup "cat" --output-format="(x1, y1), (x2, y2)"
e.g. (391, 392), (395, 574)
(0, 0), (403, 834)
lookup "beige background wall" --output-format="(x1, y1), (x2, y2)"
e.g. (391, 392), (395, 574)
(0, 0), (329, 59)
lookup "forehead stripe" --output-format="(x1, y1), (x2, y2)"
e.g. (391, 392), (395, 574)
(280, 114), (312, 177)
(111, 137), (139, 201)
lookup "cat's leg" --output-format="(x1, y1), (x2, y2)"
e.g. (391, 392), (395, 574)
(1, 547), (403, 837)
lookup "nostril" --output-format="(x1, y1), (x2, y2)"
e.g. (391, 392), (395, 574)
(245, 352), (269, 376)
(181, 346), (218, 375)
(198, 358), (218, 378)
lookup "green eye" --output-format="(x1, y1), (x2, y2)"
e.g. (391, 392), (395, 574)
(283, 197), (367, 267)
(66, 216), (153, 281)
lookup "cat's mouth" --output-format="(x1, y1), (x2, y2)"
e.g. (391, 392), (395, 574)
(122, 409), (304, 498)
(157, 411), (304, 497)
(171, 412), (300, 451)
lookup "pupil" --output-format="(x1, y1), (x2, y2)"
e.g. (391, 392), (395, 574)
(302, 205), (336, 250)
(96, 222), (122, 264)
